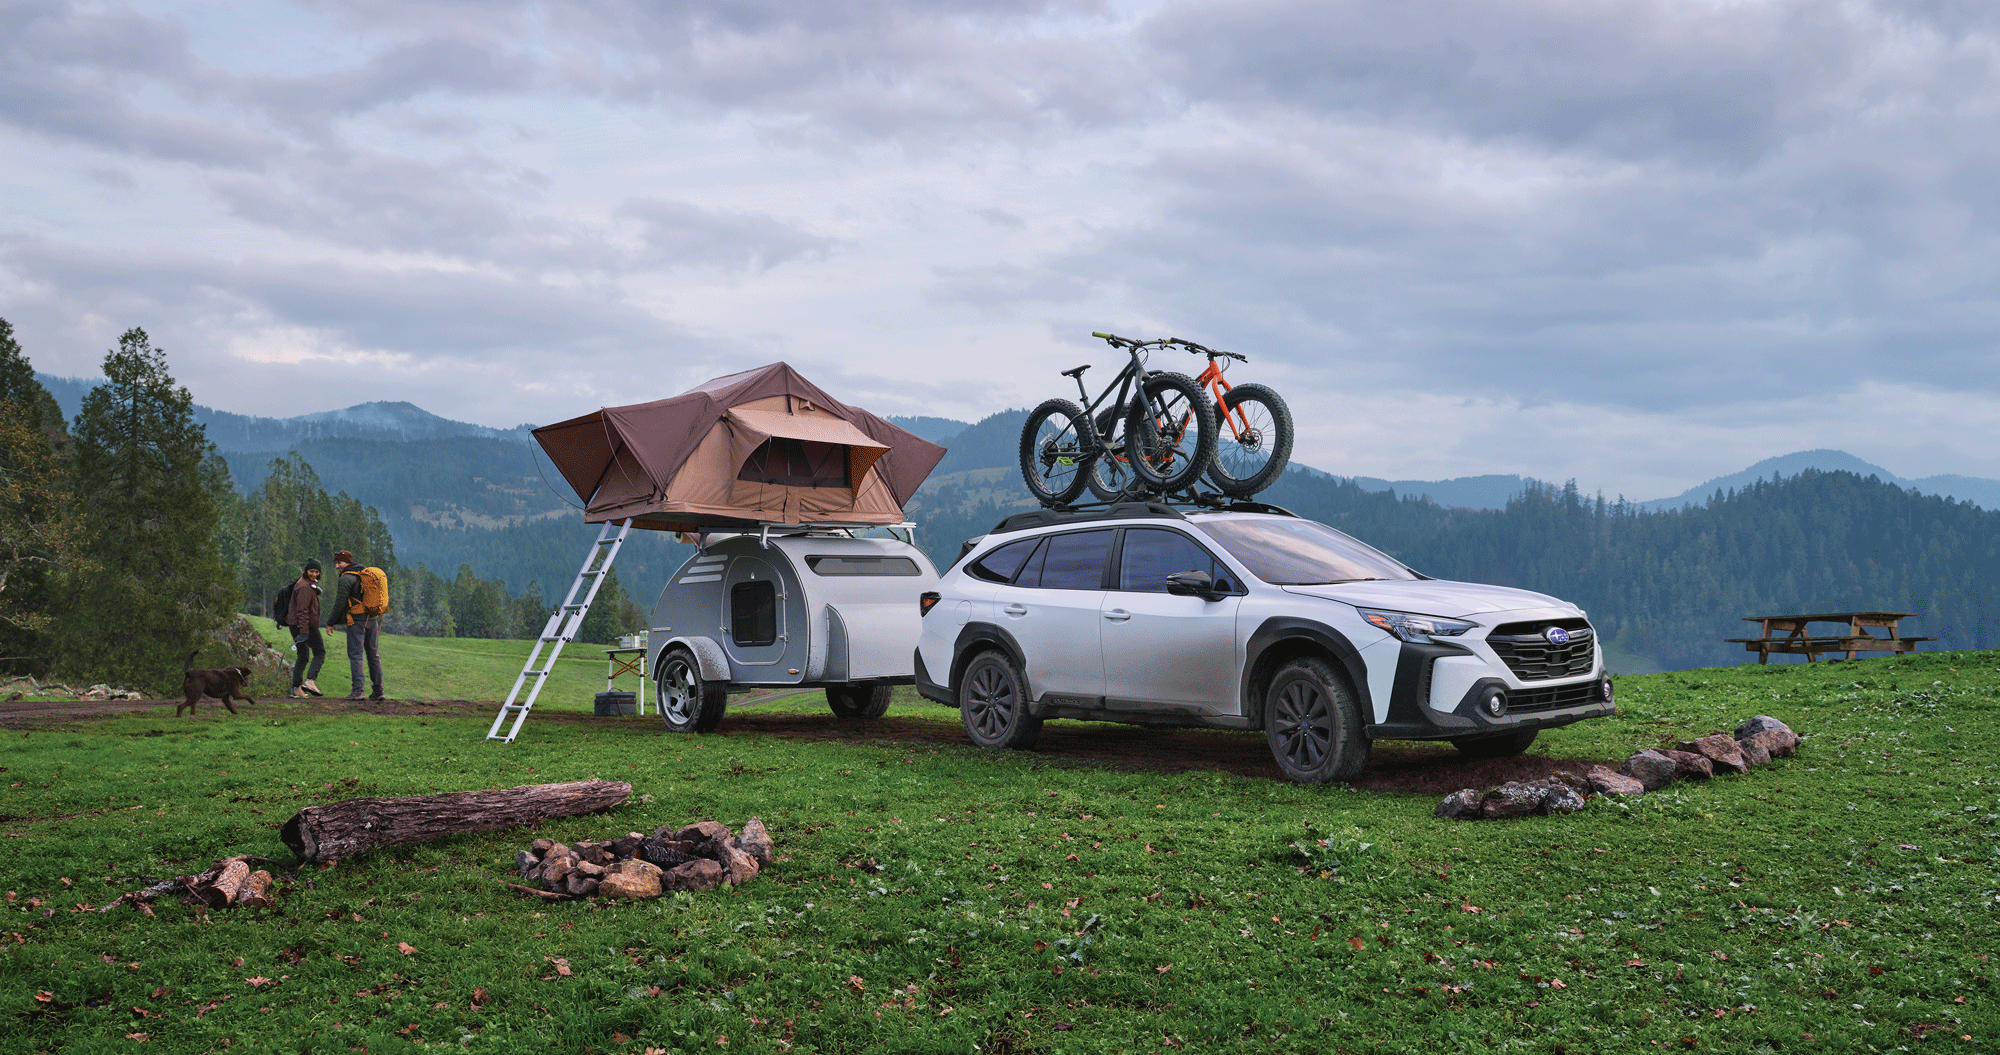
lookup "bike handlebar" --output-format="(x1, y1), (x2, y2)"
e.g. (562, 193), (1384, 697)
(1092, 330), (1247, 361)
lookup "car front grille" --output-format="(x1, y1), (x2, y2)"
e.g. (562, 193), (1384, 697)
(1486, 620), (1596, 681)
(1506, 680), (1603, 714)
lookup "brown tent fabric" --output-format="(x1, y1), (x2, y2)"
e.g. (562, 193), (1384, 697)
(533, 362), (947, 531)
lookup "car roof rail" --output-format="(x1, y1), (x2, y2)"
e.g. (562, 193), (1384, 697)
(988, 500), (1187, 535)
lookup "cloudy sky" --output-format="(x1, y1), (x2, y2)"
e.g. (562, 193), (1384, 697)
(4, 0), (1999, 499)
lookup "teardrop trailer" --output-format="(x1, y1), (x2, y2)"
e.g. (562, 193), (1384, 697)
(489, 362), (947, 742)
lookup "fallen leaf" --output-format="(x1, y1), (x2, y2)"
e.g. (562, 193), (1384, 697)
(245, 977), (271, 988)
(1156, 964), (1172, 973)
(1461, 904), (1481, 913)
(126, 1033), (148, 1042)
(398, 942), (416, 956)
(848, 975), (865, 991)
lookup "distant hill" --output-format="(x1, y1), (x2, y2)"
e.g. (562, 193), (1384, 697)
(1639, 449), (2000, 512)
(886, 415), (972, 445)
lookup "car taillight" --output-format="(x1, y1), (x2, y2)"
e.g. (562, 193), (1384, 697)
(920, 591), (940, 617)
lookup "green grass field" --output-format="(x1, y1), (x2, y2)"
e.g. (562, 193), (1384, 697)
(2, 650), (1996, 1053)
(245, 616), (649, 710)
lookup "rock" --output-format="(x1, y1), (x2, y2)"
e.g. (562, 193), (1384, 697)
(576, 842), (611, 866)
(1660, 749), (1715, 781)
(539, 853), (573, 887)
(1479, 782), (1551, 820)
(1540, 782), (1586, 815)
(662, 858), (724, 893)
(1734, 715), (1793, 741)
(1587, 765), (1645, 797)
(575, 860), (605, 879)
(676, 820), (734, 855)
(530, 838), (554, 854)
(598, 859), (663, 899)
(516, 850), (541, 877)
(565, 872), (599, 898)
(1435, 788), (1483, 820)
(1736, 736), (1771, 766)
(1618, 750), (1679, 792)
(210, 615), (289, 682)
(608, 834), (645, 859)
(735, 818), (774, 867)
(1743, 727), (1798, 759)
(721, 846), (761, 886)
(1679, 734), (1749, 775)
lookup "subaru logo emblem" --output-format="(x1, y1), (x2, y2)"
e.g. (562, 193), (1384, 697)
(1544, 626), (1571, 646)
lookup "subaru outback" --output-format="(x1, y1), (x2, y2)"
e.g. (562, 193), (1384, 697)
(914, 501), (1614, 783)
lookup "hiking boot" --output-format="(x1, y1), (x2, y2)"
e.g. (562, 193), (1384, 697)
(369, 694), (387, 702)
(289, 687), (308, 699)
(344, 694), (365, 701)
(301, 680), (322, 697)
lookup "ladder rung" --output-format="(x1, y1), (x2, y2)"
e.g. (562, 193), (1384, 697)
(522, 669), (549, 676)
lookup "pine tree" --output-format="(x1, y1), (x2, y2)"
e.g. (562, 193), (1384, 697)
(56, 328), (240, 690)
(0, 318), (86, 672)
(578, 566), (643, 644)
(512, 580), (549, 640)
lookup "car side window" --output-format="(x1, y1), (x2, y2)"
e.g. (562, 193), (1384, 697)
(1023, 529), (1113, 590)
(1117, 528), (1236, 593)
(967, 537), (1039, 583)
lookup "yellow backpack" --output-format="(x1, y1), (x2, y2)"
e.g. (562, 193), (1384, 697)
(346, 566), (391, 618)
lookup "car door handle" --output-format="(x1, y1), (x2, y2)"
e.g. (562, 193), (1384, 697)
(1104, 609), (1131, 622)
(1002, 604), (1028, 616)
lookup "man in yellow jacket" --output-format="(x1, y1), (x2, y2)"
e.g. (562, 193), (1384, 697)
(327, 550), (386, 701)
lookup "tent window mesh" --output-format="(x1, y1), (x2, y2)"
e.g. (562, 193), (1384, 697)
(731, 581), (778, 647)
(738, 438), (851, 489)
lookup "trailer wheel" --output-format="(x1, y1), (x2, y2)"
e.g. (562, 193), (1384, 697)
(658, 647), (727, 733)
(827, 682), (892, 720)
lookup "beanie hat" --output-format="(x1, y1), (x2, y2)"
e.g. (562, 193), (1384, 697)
(333, 550), (354, 565)
(303, 558), (322, 573)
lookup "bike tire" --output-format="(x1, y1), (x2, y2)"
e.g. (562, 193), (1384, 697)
(1205, 382), (1294, 497)
(1019, 398), (1096, 506)
(1124, 371), (1216, 492)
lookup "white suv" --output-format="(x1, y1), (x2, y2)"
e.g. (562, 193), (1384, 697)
(915, 502), (1613, 783)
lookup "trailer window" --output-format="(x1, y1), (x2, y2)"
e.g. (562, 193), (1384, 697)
(807, 555), (922, 576)
(730, 581), (778, 646)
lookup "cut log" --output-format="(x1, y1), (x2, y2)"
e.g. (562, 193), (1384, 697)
(280, 779), (632, 863)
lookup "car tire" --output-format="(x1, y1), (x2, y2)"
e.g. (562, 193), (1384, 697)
(958, 650), (1042, 750)
(1451, 728), (1539, 758)
(658, 647), (728, 733)
(827, 682), (893, 720)
(1263, 656), (1369, 783)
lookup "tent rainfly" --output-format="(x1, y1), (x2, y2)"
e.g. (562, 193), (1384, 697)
(532, 362), (949, 532)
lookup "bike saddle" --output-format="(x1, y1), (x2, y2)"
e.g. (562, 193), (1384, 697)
(1061, 364), (1091, 379)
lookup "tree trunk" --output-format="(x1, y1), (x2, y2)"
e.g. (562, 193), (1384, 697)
(280, 779), (632, 863)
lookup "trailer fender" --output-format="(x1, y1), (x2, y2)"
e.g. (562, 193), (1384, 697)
(659, 635), (731, 684)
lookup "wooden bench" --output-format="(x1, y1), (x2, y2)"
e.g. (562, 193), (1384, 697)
(1725, 611), (1934, 664)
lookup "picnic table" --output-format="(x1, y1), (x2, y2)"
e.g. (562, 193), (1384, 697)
(1725, 611), (1934, 664)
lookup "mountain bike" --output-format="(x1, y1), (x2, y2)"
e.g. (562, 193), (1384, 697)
(1083, 336), (1294, 500)
(1176, 338), (1294, 496)
(1019, 335), (1217, 506)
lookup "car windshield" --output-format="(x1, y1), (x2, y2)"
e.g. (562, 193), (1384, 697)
(1196, 517), (1420, 585)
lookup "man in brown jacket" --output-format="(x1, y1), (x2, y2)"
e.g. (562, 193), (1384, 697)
(287, 558), (325, 698)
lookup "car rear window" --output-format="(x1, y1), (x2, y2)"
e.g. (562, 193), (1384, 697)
(1196, 517), (1418, 585)
(967, 538), (1040, 583)
(1023, 529), (1113, 590)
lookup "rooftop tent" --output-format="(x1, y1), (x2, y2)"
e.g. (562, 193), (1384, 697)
(532, 362), (948, 531)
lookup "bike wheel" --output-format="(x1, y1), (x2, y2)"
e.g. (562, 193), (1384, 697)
(1124, 371), (1216, 492)
(1205, 382), (1294, 497)
(1018, 398), (1096, 506)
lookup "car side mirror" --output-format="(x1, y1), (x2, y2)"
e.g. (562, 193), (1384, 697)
(1166, 570), (1224, 601)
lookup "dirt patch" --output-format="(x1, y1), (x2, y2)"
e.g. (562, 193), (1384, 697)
(0, 695), (1609, 795)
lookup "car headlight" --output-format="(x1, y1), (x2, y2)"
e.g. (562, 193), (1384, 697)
(1357, 607), (1477, 644)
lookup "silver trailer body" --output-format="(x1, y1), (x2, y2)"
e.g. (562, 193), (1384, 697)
(648, 530), (939, 691)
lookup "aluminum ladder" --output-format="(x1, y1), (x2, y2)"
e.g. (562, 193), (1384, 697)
(486, 519), (632, 743)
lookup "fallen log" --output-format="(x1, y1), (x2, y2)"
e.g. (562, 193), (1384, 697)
(280, 779), (632, 863)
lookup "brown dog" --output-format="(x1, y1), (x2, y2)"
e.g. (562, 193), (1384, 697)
(179, 649), (257, 717)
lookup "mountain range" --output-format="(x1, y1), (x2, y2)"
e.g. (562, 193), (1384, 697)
(34, 375), (2000, 671)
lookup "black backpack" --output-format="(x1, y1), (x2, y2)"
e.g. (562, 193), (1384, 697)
(274, 580), (297, 631)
